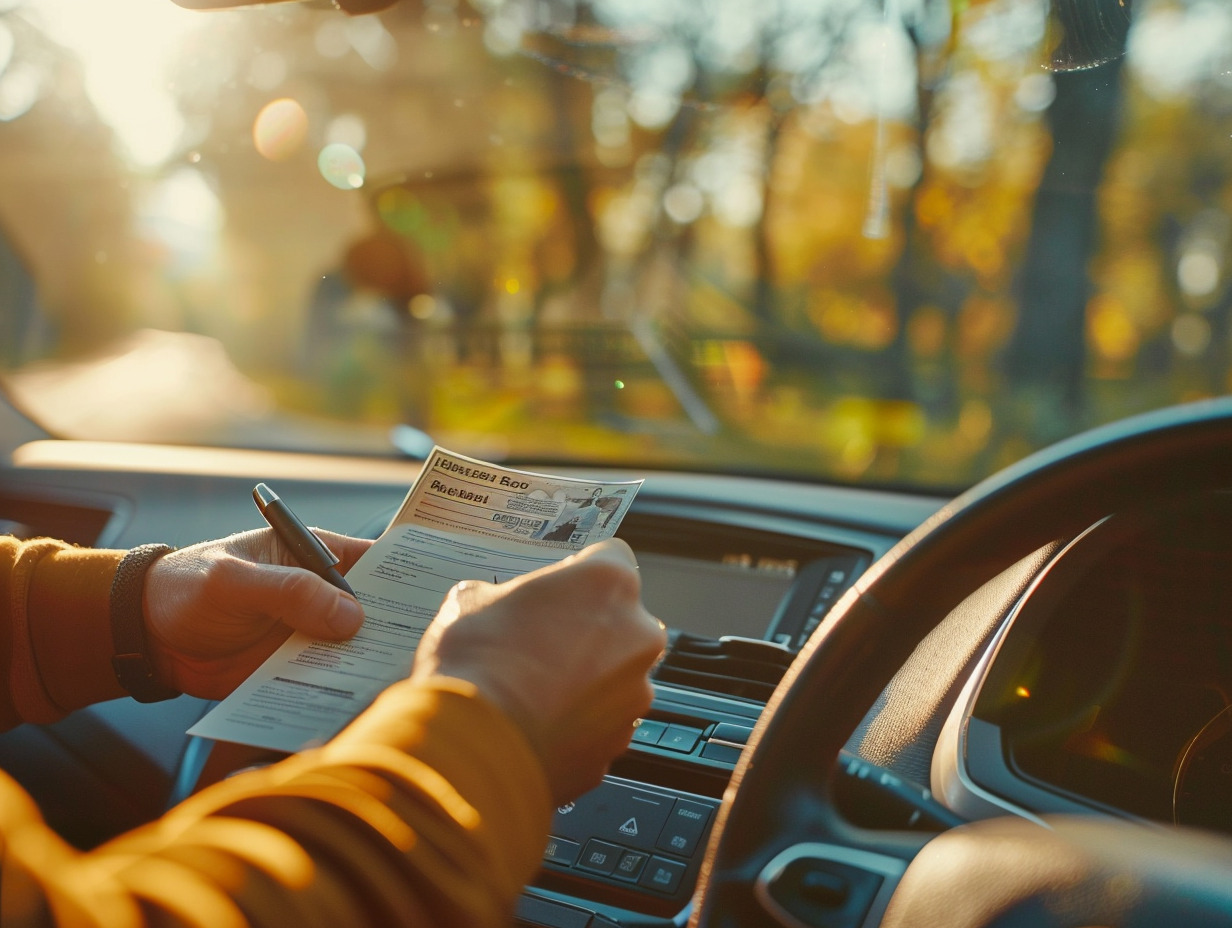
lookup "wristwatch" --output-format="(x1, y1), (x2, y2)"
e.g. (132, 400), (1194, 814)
(109, 543), (182, 703)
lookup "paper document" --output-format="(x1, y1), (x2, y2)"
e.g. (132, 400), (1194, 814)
(188, 448), (642, 752)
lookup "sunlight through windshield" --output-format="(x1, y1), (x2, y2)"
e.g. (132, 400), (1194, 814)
(0, 0), (1229, 489)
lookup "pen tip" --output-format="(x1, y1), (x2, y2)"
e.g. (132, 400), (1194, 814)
(253, 482), (276, 506)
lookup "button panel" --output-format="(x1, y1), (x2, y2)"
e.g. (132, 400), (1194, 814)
(700, 741), (742, 764)
(577, 839), (623, 875)
(765, 553), (865, 650)
(657, 724), (702, 753)
(639, 856), (687, 895)
(613, 850), (648, 882)
(542, 776), (719, 900)
(544, 836), (581, 867)
(631, 719), (667, 745)
(655, 799), (712, 857)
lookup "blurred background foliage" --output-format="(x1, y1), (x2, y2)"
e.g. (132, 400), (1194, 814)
(0, 0), (1230, 490)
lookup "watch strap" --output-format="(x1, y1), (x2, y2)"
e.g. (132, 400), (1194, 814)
(110, 544), (181, 703)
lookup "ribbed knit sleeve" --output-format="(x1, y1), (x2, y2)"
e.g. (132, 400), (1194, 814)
(0, 677), (552, 927)
(0, 536), (127, 726)
(0, 537), (553, 927)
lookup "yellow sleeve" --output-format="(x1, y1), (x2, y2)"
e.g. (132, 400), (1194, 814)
(0, 676), (553, 928)
(0, 536), (127, 727)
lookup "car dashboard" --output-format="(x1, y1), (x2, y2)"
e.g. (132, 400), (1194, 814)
(941, 491), (1232, 841)
(4, 437), (1229, 927)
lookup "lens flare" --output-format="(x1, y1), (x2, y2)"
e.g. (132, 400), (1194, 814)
(253, 98), (308, 162)
(318, 143), (366, 190)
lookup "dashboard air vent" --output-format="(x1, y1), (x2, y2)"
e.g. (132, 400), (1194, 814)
(652, 633), (794, 703)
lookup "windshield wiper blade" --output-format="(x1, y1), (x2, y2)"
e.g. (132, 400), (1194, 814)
(389, 423), (435, 459)
(630, 318), (720, 436)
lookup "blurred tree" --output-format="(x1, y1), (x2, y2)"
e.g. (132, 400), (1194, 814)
(999, 0), (1132, 442)
(1001, 57), (1125, 439)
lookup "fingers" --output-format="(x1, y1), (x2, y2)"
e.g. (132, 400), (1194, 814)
(211, 527), (371, 638)
(143, 528), (372, 697)
(285, 576), (365, 639)
(336, 0), (399, 12)
(504, 538), (644, 615)
(569, 536), (637, 569)
(414, 537), (666, 804)
(170, 540), (362, 643)
(216, 561), (365, 639)
(222, 526), (373, 574)
(309, 529), (375, 573)
(499, 537), (639, 591)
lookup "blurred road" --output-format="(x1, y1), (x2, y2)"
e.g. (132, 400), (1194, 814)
(3, 329), (394, 455)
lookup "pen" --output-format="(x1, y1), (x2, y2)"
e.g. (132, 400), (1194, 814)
(252, 482), (356, 596)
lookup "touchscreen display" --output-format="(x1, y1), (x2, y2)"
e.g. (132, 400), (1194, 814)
(636, 551), (796, 641)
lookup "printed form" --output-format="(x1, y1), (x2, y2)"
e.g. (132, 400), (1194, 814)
(189, 448), (642, 753)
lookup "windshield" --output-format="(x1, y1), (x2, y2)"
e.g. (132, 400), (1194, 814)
(0, 0), (1227, 490)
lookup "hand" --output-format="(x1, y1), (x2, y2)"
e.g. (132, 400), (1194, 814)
(143, 528), (373, 699)
(410, 538), (667, 804)
(335, 0), (399, 11)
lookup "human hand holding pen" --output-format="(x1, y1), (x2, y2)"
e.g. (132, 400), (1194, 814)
(253, 483), (356, 595)
(143, 526), (372, 699)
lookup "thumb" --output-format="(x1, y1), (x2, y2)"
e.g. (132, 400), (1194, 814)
(234, 561), (366, 640)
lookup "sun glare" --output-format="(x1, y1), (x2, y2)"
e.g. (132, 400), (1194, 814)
(24, 0), (205, 167)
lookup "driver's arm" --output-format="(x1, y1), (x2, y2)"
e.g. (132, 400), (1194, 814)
(0, 531), (373, 722)
(0, 536), (127, 725)
(0, 537), (665, 927)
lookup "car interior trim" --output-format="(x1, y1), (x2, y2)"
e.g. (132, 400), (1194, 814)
(930, 521), (1110, 826)
(753, 842), (907, 928)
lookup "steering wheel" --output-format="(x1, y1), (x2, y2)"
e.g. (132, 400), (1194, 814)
(692, 397), (1232, 928)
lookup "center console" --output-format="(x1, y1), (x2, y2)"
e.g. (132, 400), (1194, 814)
(515, 513), (874, 926)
